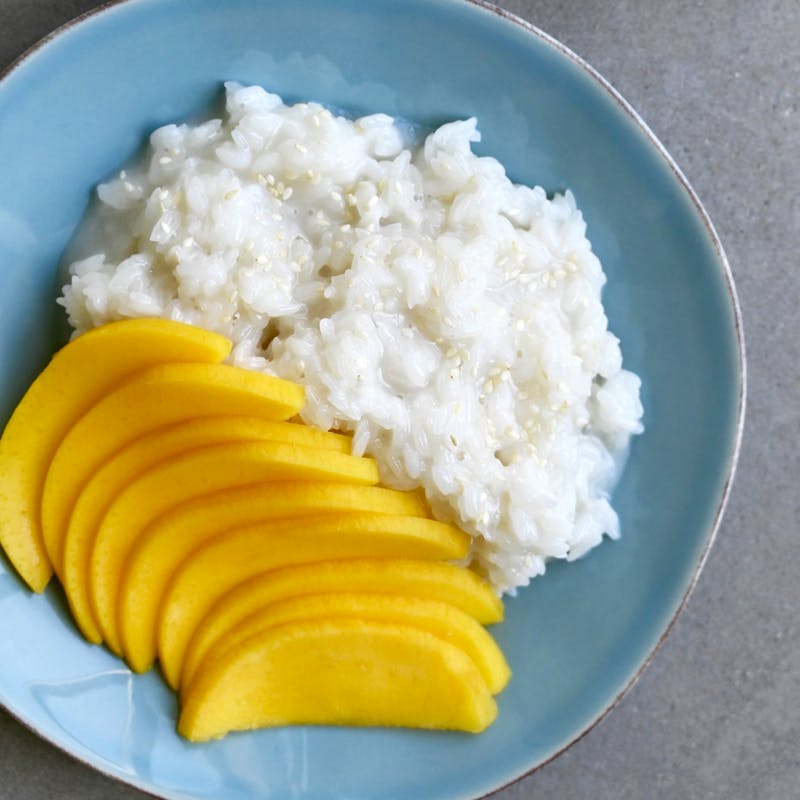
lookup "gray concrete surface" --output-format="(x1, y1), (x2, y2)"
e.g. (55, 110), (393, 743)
(0, 1), (798, 798)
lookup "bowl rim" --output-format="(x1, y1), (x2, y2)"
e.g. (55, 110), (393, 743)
(0, 1), (746, 798)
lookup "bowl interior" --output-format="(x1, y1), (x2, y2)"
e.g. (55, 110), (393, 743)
(0, 1), (742, 798)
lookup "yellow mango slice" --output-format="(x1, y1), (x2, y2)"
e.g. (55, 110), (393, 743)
(158, 514), (470, 688)
(178, 619), (497, 740)
(181, 558), (502, 689)
(41, 362), (305, 573)
(181, 593), (510, 697)
(0, 318), (230, 592)
(62, 418), (351, 643)
(88, 442), (380, 653)
(118, 484), (431, 673)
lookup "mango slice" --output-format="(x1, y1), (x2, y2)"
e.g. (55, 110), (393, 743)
(118, 484), (431, 673)
(86, 441), (380, 653)
(0, 318), (230, 592)
(178, 619), (497, 740)
(41, 362), (305, 572)
(62, 419), (351, 643)
(181, 593), (510, 696)
(181, 558), (503, 689)
(158, 514), (471, 688)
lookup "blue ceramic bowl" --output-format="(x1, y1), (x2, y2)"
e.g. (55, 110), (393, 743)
(0, 1), (744, 798)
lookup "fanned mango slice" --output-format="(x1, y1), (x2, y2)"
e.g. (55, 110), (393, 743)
(41, 362), (305, 571)
(181, 593), (510, 697)
(87, 441), (379, 653)
(0, 318), (230, 592)
(158, 514), (470, 688)
(181, 558), (502, 690)
(119, 484), (431, 672)
(62, 418), (351, 643)
(1, 315), (511, 741)
(178, 619), (497, 740)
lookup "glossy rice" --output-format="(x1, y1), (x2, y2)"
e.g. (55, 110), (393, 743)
(61, 83), (644, 594)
